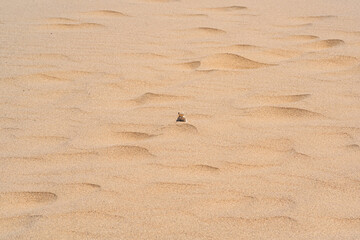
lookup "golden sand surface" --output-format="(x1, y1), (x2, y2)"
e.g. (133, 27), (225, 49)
(1, 0), (360, 239)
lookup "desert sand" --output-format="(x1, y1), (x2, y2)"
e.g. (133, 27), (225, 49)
(1, 0), (360, 239)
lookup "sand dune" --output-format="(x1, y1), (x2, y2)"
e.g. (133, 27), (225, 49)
(150, 182), (203, 193)
(0, 215), (42, 235)
(203, 6), (247, 12)
(253, 94), (311, 104)
(275, 23), (313, 28)
(215, 215), (297, 225)
(279, 34), (319, 41)
(116, 131), (156, 141)
(40, 23), (104, 30)
(1, 0), (360, 239)
(241, 106), (324, 120)
(119, 52), (167, 60)
(295, 15), (337, 22)
(171, 61), (201, 70)
(212, 44), (301, 62)
(159, 123), (198, 135)
(144, 0), (178, 3)
(0, 192), (57, 209)
(45, 17), (78, 23)
(133, 92), (187, 104)
(199, 53), (273, 70)
(165, 13), (208, 18)
(19, 53), (73, 61)
(301, 39), (345, 50)
(186, 27), (226, 36)
(96, 145), (154, 159)
(83, 10), (128, 17)
(18, 73), (71, 83)
(297, 55), (358, 70)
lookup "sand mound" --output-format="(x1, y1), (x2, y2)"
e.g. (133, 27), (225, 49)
(172, 13), (208, 18)
(323, 64), (360, 77)
(12, 74), (71, 90)
(96, 145), (153, 159)
(57, 183), (101, 193)
(19, 135), (68, 145)
(345, 144), (360, 150)
(52, 183), (101, 201)
(296, 15), (337, 21)
(205, 6), (247, 12)
(69, 126), (156, 148)
(223, 161), (278, 170)
(83, 10), (128, 17)
(134, 92), (186, 104)
(116, 131), (155, 141)
(0, 215), (42, 234)
(160, 123), (198, 135)
(188, 27), (226, 36)
(0, 192), (57, 210)
(254, 94), (311, 104)
(244, 106), (324, 120)
(172, 61), (200, 70)
(20, 73), (71, 83)
(260, 48), (301, 60)
(280, 35), (319, 41)
(251, 138), (294, 152)
(150, 163), (219, 173)
(42, 211), (125, 236)
(216, 216), (297, 227)
(189, 164), (220, 172)
(41, 23), (104, 30)
(45, 17), (78, 23)
(199, 53), (272, 70)
(151, 182), (202, 192)
(217, 44), (301, 62)
(335, 30), (360, 37)
(302, 39), (345, 50)
(275, 23), (313, 28)
(21, 53), (72, 61)
(226, 44), (259, 50)
(301, 55), (358, 69)
(120, 52), (167, 60)
(145, 0), (178, 2)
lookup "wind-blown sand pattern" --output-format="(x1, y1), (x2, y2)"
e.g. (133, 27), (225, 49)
(1, 0), (360, 239)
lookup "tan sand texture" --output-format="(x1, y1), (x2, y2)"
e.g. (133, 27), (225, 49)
(1, 0), (360, 239)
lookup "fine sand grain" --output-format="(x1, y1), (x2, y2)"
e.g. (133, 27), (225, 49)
(1, 0), (360, 239)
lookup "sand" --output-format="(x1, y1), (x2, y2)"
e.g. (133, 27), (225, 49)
(1, 0), (360, 239)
